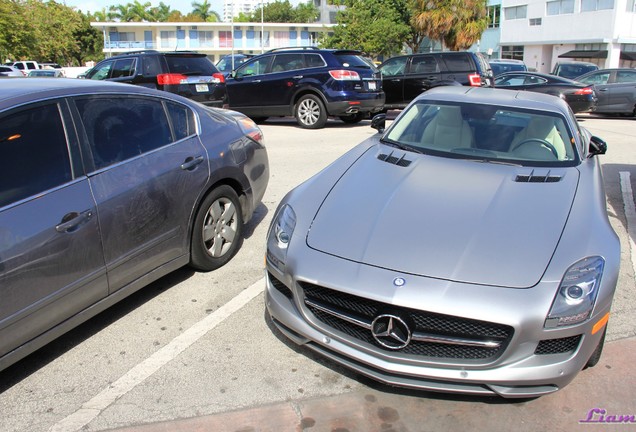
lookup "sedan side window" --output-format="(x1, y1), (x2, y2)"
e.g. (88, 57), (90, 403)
(111, 58), (136, 78)
(76, 97), (174, 170)
(579, 72), (610, 85)
(88, 61), (113, 80)
(236, 56), (271, 78)
(380, 57), (407, 77)
(0, 104), (72, 208)
(166, 101), (197, 141)
(616, 71), (636, 83)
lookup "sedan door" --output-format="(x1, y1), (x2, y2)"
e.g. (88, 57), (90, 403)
(379, 56), (408, 106)
(609, 70), (636, 113)
(403, 54), (442, 102)
(577, 71), (612, 110)
(0, 101), (107, 366)
(74, 95), (209, 293)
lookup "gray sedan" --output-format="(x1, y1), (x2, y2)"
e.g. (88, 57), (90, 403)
(576, 68), (636, 115)
(265, 86), (619, 398)
(0, 78), (269, 371)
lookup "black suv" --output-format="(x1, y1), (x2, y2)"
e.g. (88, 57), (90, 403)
(225, 48), (385, 129)
(86, 50), (226, 107)
(379, 51), (494, 109)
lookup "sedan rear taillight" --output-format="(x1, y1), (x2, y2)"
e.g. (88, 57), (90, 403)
(157, 73), (187, 85)
(468, 73), (481, 86)
(574, 87), (594, 95)
(329, 70), (361, 81)
(212, 72), (225, 84)
(157, 73), (226, 85)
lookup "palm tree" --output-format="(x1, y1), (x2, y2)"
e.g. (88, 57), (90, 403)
(109, 4), (134, 22)
(413, 0), (487, 51)
(128, 0), (152, 22)
(191, 0), (212, 21)
(93, 7), (116, 22)
(206, 10), (221, 22)
(149, 2), (172, 22)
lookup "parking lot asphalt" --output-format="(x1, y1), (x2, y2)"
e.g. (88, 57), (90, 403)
(109, 335), (636, 432)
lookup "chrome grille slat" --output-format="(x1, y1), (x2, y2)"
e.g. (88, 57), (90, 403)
(300, 282), (514, 361)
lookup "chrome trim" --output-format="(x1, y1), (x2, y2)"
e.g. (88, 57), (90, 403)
(304, 298), (502, 349)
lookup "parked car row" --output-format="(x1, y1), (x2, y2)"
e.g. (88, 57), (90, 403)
(0, 74), (620, 399)
(7, 51), (634, 130)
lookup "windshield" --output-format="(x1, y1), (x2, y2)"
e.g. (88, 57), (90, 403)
(384, 101), (578, 166)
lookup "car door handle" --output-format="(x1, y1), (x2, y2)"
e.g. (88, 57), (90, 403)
(56, 210), (93, 233)
(292, 75), (303, 79)
(181, 156), (204, 171)
(599, 88), (608, 92)
(252, 79), (261, 83)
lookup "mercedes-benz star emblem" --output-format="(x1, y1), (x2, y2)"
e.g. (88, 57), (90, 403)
(393, 277), (406, 287)
(371, 314), (411, 350)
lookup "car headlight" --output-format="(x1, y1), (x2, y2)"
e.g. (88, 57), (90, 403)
(266, 204), (296, 273)
(545, 256), (605, 328)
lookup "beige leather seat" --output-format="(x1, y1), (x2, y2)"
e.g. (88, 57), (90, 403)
(510, 117), (566, 160)
(421, 105), (473, 150)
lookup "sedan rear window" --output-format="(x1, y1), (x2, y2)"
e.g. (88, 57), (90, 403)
(165, 55), (217, 76)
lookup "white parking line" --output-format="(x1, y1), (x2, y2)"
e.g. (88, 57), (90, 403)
(49, 278), (265, 432)
(619, 171), (636, 278)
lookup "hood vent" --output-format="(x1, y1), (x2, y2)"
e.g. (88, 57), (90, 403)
(515, 170), (562, 183)
(377, 151), (412, 167)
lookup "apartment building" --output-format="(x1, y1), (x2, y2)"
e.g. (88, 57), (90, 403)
(92, 21), (331, 63)
(499, 0), (636, 73)
(93, 1), (636, 71)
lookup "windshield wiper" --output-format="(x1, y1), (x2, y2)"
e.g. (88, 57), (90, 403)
(380, 138), (423, 154)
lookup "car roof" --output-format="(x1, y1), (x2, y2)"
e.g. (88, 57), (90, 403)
(497, 70), (580, 83)
(0, 78), (182, 109)
(418, 86), (572, 116)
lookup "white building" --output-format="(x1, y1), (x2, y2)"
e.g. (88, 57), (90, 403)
(499, 0), (636, 73)
(92, 21), (332, 62)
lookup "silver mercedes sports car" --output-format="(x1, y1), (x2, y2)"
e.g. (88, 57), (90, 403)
(265, 86), (620, 398)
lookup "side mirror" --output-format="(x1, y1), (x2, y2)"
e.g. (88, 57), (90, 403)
(371, 113), (386, 133)
(588, 135), (607, 157)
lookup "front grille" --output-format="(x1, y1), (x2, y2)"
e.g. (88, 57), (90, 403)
(535, 335), (582, 355)
(300, 283), (514, 361)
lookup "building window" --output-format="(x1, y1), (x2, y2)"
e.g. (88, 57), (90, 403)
(529, 18), (542, 25)
(501, 45), (524, 61)
(160, 31), (176, 49)
(219, 31), (231, 48)
(627, 0), (636, 12)
(198, 31), (214, 47)
(581, 0), (614, 11)
(487, 5), (500, 28)
(504, 5), (527, 20)
(547, 0), (574, 15)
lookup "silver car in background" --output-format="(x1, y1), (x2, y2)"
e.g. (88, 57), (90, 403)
(0, 78), (269, 371)
(265, 86), (619, 398)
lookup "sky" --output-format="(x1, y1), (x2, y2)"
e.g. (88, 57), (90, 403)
(62, 0), (303, 16)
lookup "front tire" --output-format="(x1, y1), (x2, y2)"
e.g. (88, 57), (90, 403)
(189, 185), (243, 271)
(584, 328), (606, 369)
(295, 94), (327, 129)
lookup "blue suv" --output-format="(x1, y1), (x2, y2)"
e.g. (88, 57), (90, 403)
(225, 48), (385, 129)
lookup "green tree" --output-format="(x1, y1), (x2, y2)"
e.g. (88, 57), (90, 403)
(109, 3), (135, 22)
(0, 0), (36, 61)
(24, 0), (82, 64)
(322, 0), (410, 58)
(191, 0), (213, 21)
(71, 12), (103, 65)
(292, 1), (319, 23)
(93, 7), (116, 22)
(149, 2), (172, 21)
(412, 0), (487, 50)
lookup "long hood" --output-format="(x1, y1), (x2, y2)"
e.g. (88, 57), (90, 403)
(306, 147), (579, 288)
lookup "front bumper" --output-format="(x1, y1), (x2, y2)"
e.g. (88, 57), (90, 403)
(264, 263), (607, 399)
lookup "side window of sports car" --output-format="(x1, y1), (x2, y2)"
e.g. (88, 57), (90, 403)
(0, 104), (73, 208)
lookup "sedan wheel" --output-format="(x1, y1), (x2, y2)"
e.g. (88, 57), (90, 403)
(295, 94), (327, 129)
(190, 185), (243, 271)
